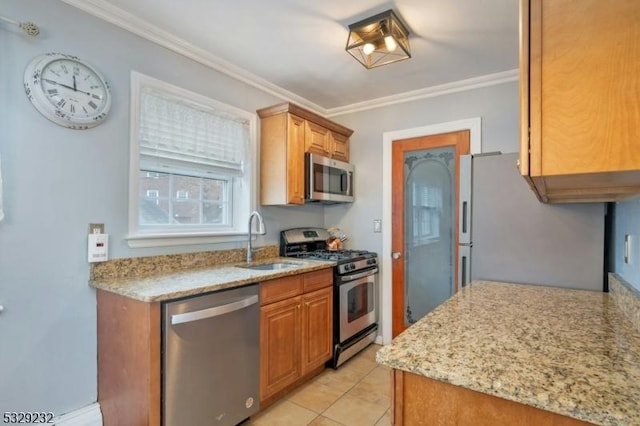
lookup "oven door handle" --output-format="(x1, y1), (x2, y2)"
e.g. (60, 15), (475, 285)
(339, 267), (378, 283)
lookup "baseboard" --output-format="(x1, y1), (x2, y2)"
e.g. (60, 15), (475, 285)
(54, 403), (102, 426)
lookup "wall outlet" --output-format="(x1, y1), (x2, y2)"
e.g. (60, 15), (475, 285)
(88, 223), (105, 234)
(623, 234), (640, 265)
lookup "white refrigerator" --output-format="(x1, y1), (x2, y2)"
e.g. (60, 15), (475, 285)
(457, 152), (605, 291)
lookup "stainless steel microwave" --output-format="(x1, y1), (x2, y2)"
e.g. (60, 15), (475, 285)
(305, 153), (354, 203)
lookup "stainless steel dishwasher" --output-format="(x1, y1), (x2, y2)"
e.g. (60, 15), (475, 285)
(163, 284), (260, 426)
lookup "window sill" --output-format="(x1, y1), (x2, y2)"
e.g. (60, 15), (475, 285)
(126, 231), (249, 248)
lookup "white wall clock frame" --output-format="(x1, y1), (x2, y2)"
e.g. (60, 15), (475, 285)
(24, 52), (111, 129)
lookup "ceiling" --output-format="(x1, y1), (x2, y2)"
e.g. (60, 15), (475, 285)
(66, 0), (519, 114)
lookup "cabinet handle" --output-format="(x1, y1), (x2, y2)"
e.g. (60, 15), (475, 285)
(171, 295), (259, 325)
(297, 304), (301, 310)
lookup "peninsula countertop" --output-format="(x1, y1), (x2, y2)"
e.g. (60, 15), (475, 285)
(90, 257), (335, 302)
(376, 280), (640, 426)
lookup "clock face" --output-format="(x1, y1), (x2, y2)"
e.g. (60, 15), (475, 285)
(24, 53), (112, 129)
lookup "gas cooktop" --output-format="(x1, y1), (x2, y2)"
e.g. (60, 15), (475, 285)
(291, 249), (376, 262)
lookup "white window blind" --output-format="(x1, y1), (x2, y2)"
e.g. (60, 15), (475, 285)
(139, 87), (249, 177)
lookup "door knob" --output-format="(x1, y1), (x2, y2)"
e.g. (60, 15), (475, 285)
(392, 252), (402, 260)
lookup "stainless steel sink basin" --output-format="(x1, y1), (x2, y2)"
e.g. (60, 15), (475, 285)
(238, 262), (301, 271)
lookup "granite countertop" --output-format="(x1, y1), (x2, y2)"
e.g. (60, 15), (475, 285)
(376, 280), (640, 426)
(90, 257), (335, 302)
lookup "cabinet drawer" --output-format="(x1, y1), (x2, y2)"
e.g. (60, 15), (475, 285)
(302, 268), (333, 293)
(261, 275), (303, 305)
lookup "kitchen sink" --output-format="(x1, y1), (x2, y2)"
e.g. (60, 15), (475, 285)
(238, 262), (302, 271)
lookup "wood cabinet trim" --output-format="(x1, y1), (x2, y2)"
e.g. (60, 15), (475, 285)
(257, 102), (353, 137)
(518, 0), (531, 179)
(528, 0), (543, 178)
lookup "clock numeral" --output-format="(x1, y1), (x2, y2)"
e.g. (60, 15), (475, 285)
(47, 89), (58, 95)
(69, 104), (75, 113)
(60, 64), (69, 74)
(73, 65), (80, 76)
(82, 106), (89, 113)
(88, 101), (98, 110)
(57, 99), (67, 108)
(91, 94), (102, 100)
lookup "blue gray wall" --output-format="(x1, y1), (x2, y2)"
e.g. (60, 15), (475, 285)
(611, 197), (640, 291)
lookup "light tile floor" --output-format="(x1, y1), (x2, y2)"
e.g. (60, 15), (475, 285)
(247, 344), (391, 426)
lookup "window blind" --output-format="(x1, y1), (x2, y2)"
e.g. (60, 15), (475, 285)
(139, 87), (248, 177)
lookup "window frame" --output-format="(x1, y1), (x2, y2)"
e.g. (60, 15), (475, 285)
(127, 71), (258, 248)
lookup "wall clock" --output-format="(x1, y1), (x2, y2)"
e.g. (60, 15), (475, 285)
(24, 53), (111, 129)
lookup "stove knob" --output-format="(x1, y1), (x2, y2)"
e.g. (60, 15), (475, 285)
(367, 259), (375, 265)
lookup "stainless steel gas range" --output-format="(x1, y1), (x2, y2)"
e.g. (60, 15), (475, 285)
(280, 228), (378, 368)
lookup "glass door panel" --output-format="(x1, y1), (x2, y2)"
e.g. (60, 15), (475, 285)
(403, 146), (455, 326)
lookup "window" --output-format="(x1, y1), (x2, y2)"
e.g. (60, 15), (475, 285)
(128, 72), (257, 247)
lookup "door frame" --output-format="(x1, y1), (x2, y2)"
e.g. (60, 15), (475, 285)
(381, 118), (482, 344)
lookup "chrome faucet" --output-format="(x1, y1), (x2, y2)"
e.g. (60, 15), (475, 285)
(247, 210), (266, 263)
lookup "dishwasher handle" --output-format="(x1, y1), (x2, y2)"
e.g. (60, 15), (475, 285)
(171, 294), (259, 325)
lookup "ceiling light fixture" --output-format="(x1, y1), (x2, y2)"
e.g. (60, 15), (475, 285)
(345, 9), (410, 69)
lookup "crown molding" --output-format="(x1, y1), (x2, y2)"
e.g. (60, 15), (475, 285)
(325, 69), (519, 117)
(59, 0), (517, 118)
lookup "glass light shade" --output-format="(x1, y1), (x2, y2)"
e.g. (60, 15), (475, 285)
(362, 43), (376, 56)
(345, 9), (411, 69)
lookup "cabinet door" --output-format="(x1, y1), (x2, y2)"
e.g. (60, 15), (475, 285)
(260, 296), (301, 401)
(304, 121), (331, 157)
(531, 0), (640, 177)
(522, 0), (640, 202)
(286, 114), (306, 204)
(300, 287), (333, 375)
(330, 132), (350, 162)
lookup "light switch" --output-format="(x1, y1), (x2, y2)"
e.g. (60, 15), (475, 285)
(373, 219), (382, 233)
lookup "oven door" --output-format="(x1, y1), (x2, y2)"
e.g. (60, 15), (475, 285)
(338, 272), (377, 343)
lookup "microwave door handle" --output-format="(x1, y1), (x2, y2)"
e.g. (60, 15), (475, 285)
(346, 171), (352, 196)
(307, 159), (315, 199)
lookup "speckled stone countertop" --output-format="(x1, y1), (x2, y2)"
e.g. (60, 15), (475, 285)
(376, 281), (640, 426)
(90, 255), (335, 302)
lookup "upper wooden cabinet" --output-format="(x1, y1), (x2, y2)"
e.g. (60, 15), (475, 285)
(257, 102), (353, 205)
(519, 0), (640, 203)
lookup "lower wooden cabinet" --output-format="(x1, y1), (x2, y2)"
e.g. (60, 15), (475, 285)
(97, 289), (161, 426)
(391, 370), (592, 426)
(96, 267), (334, 424)
(259, 269), (333, 405)
(301, 287), (333, 375)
